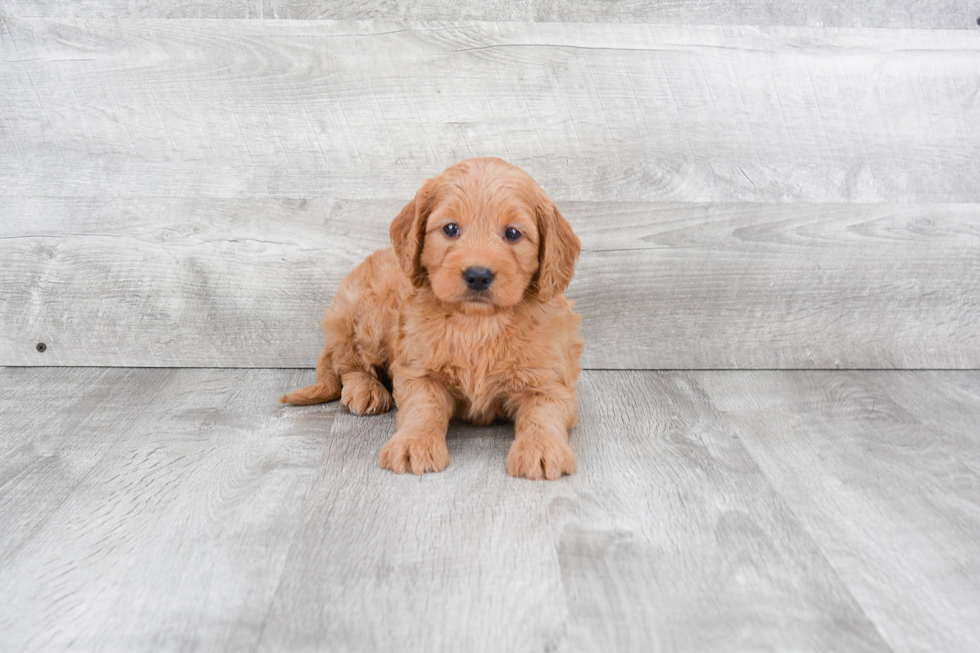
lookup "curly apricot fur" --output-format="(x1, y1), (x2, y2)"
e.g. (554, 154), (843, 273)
(281, 158), (582, 480)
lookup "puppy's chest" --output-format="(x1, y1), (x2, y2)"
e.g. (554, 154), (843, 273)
(404, 318), (524, 405)
(445, 354), (511, 406)
(440, 333), (515, 398)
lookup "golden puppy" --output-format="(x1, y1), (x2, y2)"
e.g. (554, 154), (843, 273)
(281, 157), (582, 480)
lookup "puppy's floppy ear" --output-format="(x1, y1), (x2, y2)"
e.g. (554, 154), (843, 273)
(390, 177), (436, 287)
(533, 191), (581, 302)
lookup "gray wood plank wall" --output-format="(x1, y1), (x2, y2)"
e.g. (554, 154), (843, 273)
(4, 21), (979, 202)
(4, 198), (979, 368)
(2, 13), (979, 369)
(3, 1), (978, 28)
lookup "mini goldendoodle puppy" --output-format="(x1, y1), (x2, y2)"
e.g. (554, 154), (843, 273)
(281, 157), (582, 480)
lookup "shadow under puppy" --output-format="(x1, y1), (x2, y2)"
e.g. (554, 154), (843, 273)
(281, 157), (583, 480)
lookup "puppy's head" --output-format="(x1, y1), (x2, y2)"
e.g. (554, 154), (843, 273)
(390, 158), (580, 312)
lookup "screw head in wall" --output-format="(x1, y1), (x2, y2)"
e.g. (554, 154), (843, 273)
(36, 342), (47, 353)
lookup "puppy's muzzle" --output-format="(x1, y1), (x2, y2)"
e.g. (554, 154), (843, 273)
(463, 266), (494, 292)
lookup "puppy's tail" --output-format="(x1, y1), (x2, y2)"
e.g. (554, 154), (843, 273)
(280, 350), (342, 405)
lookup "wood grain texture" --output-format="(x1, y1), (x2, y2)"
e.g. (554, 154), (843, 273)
(3, 197), (978, 368)
(1, 368), (928, 652)
(2, 0), (978, 28)
(698, 370), (980, 653)
(254, 411), (572, 652)
(551, 371), (890, 653)
(258, 369), (894, 652)
(2, 20), (979, 203)
(875, 371), (980, 476)
(0, 367), (335, 652)
(0, 368), (174, 563)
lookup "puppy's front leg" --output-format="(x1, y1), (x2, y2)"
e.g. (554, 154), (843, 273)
(507, 395), (577, 481)
(379, 377), (453, 475)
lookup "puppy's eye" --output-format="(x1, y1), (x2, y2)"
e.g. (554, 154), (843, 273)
(504, 227), (522, 242)
(442, 223), (459, 238)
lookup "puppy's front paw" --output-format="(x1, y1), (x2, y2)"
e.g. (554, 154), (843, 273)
(340, 374), (392, 415)
(507, 436), (576, 481)
(379, 433), (450, 475)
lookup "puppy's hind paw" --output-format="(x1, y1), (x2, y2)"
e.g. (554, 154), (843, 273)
(340, 373), (393, 415)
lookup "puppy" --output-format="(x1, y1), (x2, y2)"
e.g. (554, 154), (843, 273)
(281, 157), (583, 480)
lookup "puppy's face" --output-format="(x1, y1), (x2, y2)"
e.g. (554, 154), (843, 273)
(421, 182), (539, 311)
(390, 158), (580, 313)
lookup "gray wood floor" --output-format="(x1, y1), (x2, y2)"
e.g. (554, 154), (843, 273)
(2, 368), (978, 652)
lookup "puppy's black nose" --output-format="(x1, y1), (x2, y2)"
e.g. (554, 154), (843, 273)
(463, 266), (495, 291)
